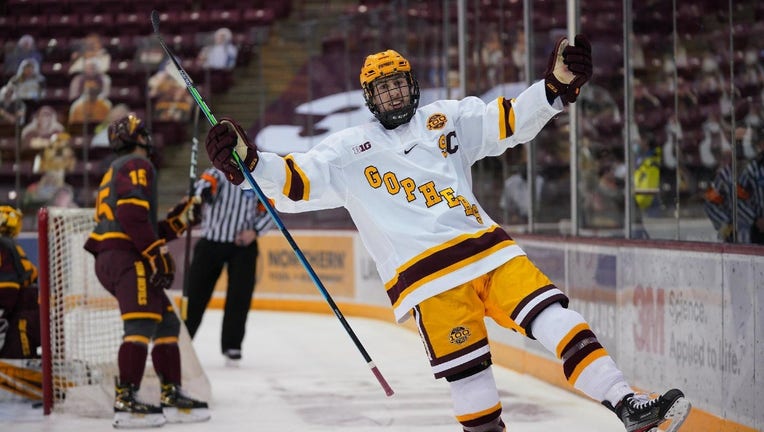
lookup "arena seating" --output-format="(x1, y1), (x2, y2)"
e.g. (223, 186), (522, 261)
(1, 0), (281, 211)
(2, 0), (762, 223)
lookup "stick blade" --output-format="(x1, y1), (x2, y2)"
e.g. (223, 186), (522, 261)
(150, 10), (161, 32)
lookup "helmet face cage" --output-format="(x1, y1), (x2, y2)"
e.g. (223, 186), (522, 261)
(108, 114), (153, 155)
(360, 50), (421, 129)
(0, 205), (22, 238)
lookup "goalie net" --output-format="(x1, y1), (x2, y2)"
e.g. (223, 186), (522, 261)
(37, 207), (210, 417)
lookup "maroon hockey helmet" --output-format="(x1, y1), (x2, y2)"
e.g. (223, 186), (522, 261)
(108, 113), (153, 154)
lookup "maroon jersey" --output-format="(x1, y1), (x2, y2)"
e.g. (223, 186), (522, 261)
(84, 153), (177, 256)
(0, 236), (40, 358)
(0, 236), (37, 312)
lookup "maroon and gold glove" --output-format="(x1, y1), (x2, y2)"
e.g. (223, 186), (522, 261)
(166, 196), (202, 236)
(205, 118), (259, 185)
(141, 239), (175, 290)
(544, 34), (592, 105)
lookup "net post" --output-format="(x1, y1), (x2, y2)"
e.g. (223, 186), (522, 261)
(37, 207), (53, 415)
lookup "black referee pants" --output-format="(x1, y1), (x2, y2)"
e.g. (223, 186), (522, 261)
(184, 238), (259, 353)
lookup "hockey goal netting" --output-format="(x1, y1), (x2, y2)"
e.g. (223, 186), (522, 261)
(37, 207), (211, 417)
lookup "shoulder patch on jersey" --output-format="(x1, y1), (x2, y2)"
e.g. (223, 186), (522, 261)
(426, 113), (447, 130)
(352, 141), (372, 154)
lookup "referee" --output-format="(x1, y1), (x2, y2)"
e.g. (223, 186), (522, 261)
(184, 167), (273, 364)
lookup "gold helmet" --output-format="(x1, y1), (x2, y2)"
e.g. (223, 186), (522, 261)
(359, 49), (412, 88)
(359, 49), (420, 129)
(0, 205), (23, 237)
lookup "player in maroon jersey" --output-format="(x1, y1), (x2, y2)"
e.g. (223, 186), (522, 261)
(84, 113), (208, 428)
(0, 205), (40, 361)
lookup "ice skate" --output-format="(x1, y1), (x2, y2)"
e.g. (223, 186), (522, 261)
(604, 388), (691, 432)
(160, 382), (211, 423)
(223, 349), (242, 367)
(113, 380), (166, 429)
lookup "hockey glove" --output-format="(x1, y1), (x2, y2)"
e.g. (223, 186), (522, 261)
(544, 34), (592, 105)
(205, 118), (259, 186)
(198, 171), (219, 204)
(141, 240), (175, 290)
(166, 196), (202, 236)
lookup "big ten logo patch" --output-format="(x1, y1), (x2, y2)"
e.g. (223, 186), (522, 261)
(449, 326), (471, 344)
(353, 141), (372, 154)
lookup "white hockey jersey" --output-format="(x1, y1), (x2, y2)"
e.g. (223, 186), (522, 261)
(251, 80), (562, 322)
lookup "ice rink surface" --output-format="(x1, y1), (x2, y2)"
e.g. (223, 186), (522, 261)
(0, 309), (627, 431)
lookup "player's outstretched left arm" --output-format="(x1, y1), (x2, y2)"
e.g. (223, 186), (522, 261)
(543, 34), (592, 105)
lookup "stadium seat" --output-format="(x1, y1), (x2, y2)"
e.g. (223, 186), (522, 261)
(15, 15), (47, 39)
(108, 60), (143, 87)
(263, 0), (291, 19)
(151, 120), (188, 149)
(65, 160), (109, 189)
(47, 14), (83, 38)
(67, 0), (100, 14)
(107, 35), (140, 61)
(0, 124), (17, 139)
(0, 160), (37, 185)
(199, 0), (240, 10)
(151, 11), (181, 34)
(208, 9), (244, 33)
(115, 12), (153, 36)
(0, 138), (18, 162)
(151, 0), (193, 13)
(37, 0), (70, 14)
(80, 13), (115, 36)
(36, 87), (70, 112)
(177, 11), (212, 34)
(242, 8), (276, 27)
(70, 136), (113, 162)
(40, 62), (69, 88)
(38, 37), (71, 63)
(0, 17), (15, 40)
(8, 0), (41, 15)
(109, 86), (143, 107)
(66, 122), (97, 137)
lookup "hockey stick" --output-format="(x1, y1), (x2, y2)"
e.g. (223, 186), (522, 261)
(180, 104), (201, 320)
(150, 10), (394, 397)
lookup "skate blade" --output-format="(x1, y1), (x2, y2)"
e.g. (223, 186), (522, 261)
(112, 412), (166, 429)
(660, 397), (692, 432)
(163, 406), (211, 423)
(224, 358), (241, 368)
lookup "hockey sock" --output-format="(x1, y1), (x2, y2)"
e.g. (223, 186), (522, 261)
(530, 303), (630, 401)
(151, 342), (181, 385)
(448, 367), (504, 431)
(118, 342), (148, 387)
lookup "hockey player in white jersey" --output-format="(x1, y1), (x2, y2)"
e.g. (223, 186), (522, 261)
(205, 36), (691, 432)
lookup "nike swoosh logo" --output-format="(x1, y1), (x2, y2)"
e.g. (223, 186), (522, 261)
(404, 144), (418, 155)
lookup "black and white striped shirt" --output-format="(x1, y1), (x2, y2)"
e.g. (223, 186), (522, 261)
(194, 168), (274, 243)
(738, 154), (764, 241)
